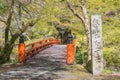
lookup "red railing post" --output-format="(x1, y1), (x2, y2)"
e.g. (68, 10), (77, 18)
(58, 39), (61, 44)
(45, 39), (49, 47)
(18, 34), (25, 63)
(67, 44), (75, 64)
(66, 39), (77, 65)
(32, 43), (36, 53)
(18, 43), (25, 63)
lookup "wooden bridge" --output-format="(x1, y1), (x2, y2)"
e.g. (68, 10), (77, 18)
(18, 38), (62, 63)
(18, 38), (76, 64)
(0, 38), (77, 80)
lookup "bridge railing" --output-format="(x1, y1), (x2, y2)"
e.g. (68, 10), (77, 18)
(18, 38), (61, 63)
(66, 39), (77, 64)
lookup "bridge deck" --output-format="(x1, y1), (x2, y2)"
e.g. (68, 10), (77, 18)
(0, 45), (67, 80)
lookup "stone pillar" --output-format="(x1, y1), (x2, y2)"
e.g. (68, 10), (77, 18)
(91, 15), (103, 75)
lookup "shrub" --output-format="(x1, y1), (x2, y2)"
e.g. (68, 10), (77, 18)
(103, 46), (120, 71)
(76, 46), (87, 64)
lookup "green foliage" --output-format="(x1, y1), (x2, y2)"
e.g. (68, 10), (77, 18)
(104, 67), (114, 74)
(76, 50), (83, 64)
(103, 47), (115, 66)
(104, 46), (120, 69)
(10, 59), (19, 64)
(0, 1), (8, 14)
(102, 24), (120, 69)
(75, 34), (88, 64)
(76, 50), (88, 64)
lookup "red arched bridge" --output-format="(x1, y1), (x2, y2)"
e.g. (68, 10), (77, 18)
(0, 38), (77, 79)
(18, 38), (76, 64)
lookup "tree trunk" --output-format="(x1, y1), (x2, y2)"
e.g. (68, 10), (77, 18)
(85, 24), (91, 62)
(66, 0), (92, 61)
(0, 33), (19, 64)
(88, 30), (92, 61)
(81, 5), (92, 62)
(83, 9), (92, 72)
(66, 0), (92, 72)
(0, 0), (39, 64)
(0, 43), (13, 64)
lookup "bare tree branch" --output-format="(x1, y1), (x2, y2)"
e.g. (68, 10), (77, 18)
(66, 0), (89, 32)
(66, 0), (92, 62)
(9, 28), (13, 36)
(0, 16), (6, 24)
(5, 0), (14, 43)
(22, 6), (32, 18)
(24, 33), (31, 41)
(81, 5), (89, 25)
(19, 18), (40, 34)
(66, 0), (84, 23)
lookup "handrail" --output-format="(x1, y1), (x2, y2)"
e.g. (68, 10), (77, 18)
(18, 38), (61, 63)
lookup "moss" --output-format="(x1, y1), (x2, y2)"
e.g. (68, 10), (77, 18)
(65, 64), (90, 74)
(103, 68), (114, 74)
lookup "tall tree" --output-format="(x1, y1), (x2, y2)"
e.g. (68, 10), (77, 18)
(66, 0), (91, 62)
(0, 0), (42, 64)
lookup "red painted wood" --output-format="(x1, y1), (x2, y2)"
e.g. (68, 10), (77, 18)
(18, 38), (61, 63)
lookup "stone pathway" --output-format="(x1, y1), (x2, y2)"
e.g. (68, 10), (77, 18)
(0, 45), (67, 80)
